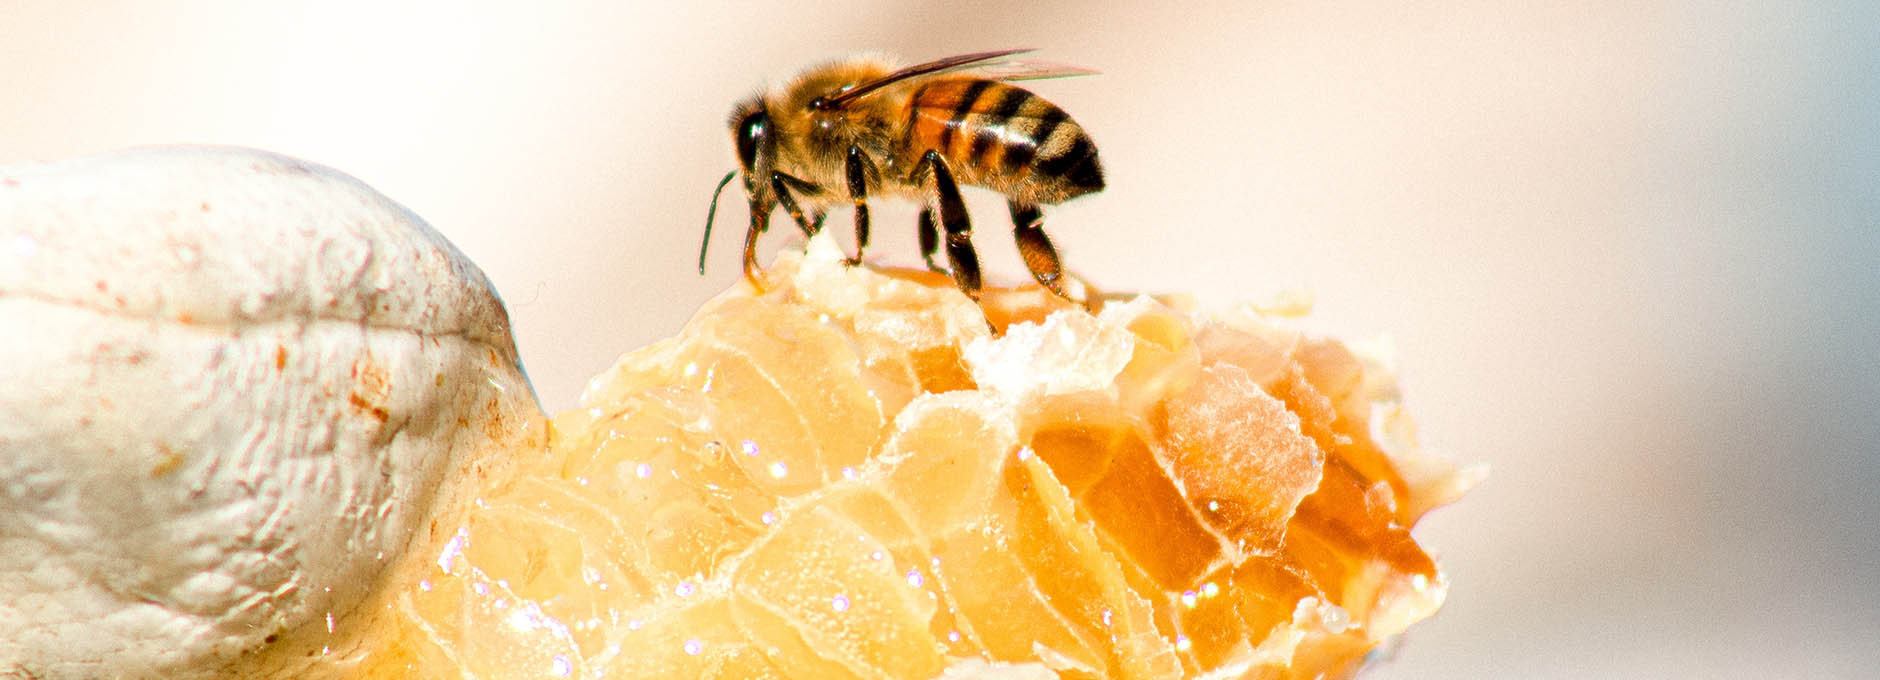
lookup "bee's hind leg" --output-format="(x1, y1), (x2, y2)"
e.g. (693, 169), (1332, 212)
(1008, 201), (1071, 301)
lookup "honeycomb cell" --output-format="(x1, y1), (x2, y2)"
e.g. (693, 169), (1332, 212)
(342, 235), (1475, 679)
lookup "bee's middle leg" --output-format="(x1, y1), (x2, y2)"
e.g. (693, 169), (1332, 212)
(916, 150), (981, 299)
(844, 145), (873, 266)
(916, 208), (943, 272)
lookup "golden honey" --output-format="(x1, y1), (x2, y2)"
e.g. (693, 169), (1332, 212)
(339, 236), (1475, 679)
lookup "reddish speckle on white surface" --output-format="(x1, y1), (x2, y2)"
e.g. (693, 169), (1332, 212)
(0, 146), (544, 679)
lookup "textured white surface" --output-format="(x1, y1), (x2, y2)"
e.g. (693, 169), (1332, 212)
(962, 305), (1133, 402)
(0, 147), (543, 678)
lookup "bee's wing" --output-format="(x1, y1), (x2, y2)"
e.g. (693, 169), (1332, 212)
(821, 49), (1092, 107)
(963, 60), (1101, 82)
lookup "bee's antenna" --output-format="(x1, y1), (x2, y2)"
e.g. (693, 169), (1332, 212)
(700, 170), (738, 275)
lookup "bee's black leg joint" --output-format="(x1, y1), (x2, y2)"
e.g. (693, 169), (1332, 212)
(769, 173), (818, 237)
(845, 145), (871, 266)
(919, 150), (980, 299)
(1008, 200), (1068, 300)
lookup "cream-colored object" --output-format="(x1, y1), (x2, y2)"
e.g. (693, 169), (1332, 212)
(0, 147), (543, 679)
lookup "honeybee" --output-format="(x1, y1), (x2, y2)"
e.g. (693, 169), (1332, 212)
(700, 49), (1105, 301)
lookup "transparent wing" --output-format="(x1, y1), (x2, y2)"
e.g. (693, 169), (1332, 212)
(962, 59), (1101, 82)
(820, 49), (1096, 108)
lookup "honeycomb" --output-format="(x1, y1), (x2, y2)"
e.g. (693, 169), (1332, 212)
(340, 235), (1476, 679)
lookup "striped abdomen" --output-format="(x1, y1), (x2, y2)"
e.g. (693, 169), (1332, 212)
(903, 79), (1104, 205)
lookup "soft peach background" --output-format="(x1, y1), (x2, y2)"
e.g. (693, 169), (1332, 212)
(4, 2), (1874, 677)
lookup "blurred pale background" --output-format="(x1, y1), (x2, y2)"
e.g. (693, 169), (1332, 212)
(4, 1), (1875, 677)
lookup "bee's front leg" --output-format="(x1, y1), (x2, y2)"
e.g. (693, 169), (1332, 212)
(741, 200), (773, 289)
(768, 173), (819, 237)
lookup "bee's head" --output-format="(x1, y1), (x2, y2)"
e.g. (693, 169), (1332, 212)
(727, 97), (770, 185)
(700, 97), (773, 276)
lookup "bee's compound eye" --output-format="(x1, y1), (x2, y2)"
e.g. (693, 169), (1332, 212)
(736, 112), (766, 170)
